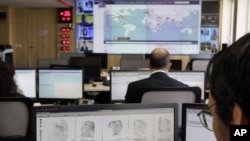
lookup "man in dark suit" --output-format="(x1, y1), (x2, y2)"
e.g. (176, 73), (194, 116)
(125, 48), (188, 103)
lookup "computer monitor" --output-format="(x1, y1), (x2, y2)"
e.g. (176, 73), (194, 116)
(168, 71), (205, 100)
(15, 68), (37, 99)
(110, 70), (151, 102)
(69, 56), (101, 83)
(110, 70), (205, 102)
(38, 69), (83, 104)
(181, 103), (216, 141)
(35, 103), (178, 141)
(85, 53), (108, 69)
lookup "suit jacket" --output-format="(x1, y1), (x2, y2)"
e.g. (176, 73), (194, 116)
(125, 72), (188, 103)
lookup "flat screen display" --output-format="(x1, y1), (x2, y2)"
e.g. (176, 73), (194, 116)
(35, 103), (178, 141)
(76, 0), (202, 54)
(182, 103), (216, 141)
(110, 70), (205, 101)
(15, 69), (36, 98)
(38, 69), (83, 99)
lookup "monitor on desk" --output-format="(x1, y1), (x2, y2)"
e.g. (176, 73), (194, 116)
(69, 56), (101, 83)
(110, 70), (205, 102)
(15, 68), (37, 99)
(181, 103), (216, 141)
(38, 69), (83, 104)
(110, 70), (151, 102)
(35, 103), (178, 141)
(168, 71), (205, 100)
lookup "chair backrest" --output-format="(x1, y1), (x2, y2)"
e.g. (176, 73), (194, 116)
(0, 98), (33, 141)
(190, 59), (210, 71)
(140, 87), (201, 126)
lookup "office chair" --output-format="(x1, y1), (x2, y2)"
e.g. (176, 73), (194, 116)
(140, 87), (201, 128)
(190, 59), (210, 71)
(140, 87), (201, 104)
(0, 98), (33, 141)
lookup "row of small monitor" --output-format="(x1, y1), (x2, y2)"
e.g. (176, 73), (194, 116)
(34, 103), (216, 141)
(15, 69), (83, 101)
(15, 69), (206, 102)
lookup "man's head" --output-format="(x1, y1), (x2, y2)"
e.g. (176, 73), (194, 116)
(149, 48), (171, 71)
(206, 32), (250, 141)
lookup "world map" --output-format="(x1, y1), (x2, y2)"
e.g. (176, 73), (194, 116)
(104, 6), (200, 42)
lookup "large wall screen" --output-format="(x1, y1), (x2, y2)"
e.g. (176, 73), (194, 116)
(76, 0), (202, 54)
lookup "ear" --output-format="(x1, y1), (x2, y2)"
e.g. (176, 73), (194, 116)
(231, 103), (249, 124)
(166, 62), (172, 71)
(148, 62), (151, 68)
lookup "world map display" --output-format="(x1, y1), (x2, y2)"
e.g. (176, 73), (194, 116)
(104, 6), (200, 42)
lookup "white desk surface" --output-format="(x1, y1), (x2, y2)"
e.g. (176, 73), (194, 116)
(84, 82), (110, 92)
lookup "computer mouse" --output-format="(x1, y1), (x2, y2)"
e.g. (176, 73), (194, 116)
(92, 83), (97, 87)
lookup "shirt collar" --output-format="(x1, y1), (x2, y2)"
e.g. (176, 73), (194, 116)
(151, 70), (168, 75)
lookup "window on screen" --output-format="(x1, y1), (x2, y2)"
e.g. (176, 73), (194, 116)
(168, 72), (205, 99)
(110, 70), (151, 101)
(36, 105), (176, 141)
(185, 108), (216, 141)
(76, 0), (202, 54)
(38, 69), (83, 99)
(15, 69), (36, 98)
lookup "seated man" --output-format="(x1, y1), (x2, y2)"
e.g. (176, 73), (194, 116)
(125, 48), (188, 103)
(198, 32), (250, 141)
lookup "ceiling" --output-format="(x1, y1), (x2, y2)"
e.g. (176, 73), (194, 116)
(0, 0), (75, 8)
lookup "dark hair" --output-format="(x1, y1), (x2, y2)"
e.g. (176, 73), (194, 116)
(149, 48), (170, 69)
(0, 61), (23, 97)
(206, 32), (250, 125)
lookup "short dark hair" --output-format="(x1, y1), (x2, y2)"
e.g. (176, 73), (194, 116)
(149, 48), (170, 69)
(206, 32), (250, 125)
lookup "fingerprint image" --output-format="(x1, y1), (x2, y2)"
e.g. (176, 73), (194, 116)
(158, 117), (171, 133)
(108, 120), (123, 136)
(134, 119), (147, 137)
(48, 119), (69, 141)
(81, 121), (95, 138)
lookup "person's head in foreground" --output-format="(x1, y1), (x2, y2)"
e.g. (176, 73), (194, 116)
(0, 61), (23, 97)
(149, 48), (172, 72)
(199, 32), (250, 141)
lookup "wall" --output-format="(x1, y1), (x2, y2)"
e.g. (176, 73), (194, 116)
(0, 7), (10, 44)
(0, 0), (224, 70)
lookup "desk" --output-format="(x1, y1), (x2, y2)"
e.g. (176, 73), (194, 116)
(84, 82), (110, 92)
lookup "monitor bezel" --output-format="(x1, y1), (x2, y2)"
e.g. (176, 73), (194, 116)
(109, 69), (151, 102)
(15, 68), (37, 100)
(34, 103), (179, 141)
(69, 56), (102, 83)
(168, 70), (206, 100)
(181, 103), (208, 141)
(37, 68), (84, 104)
